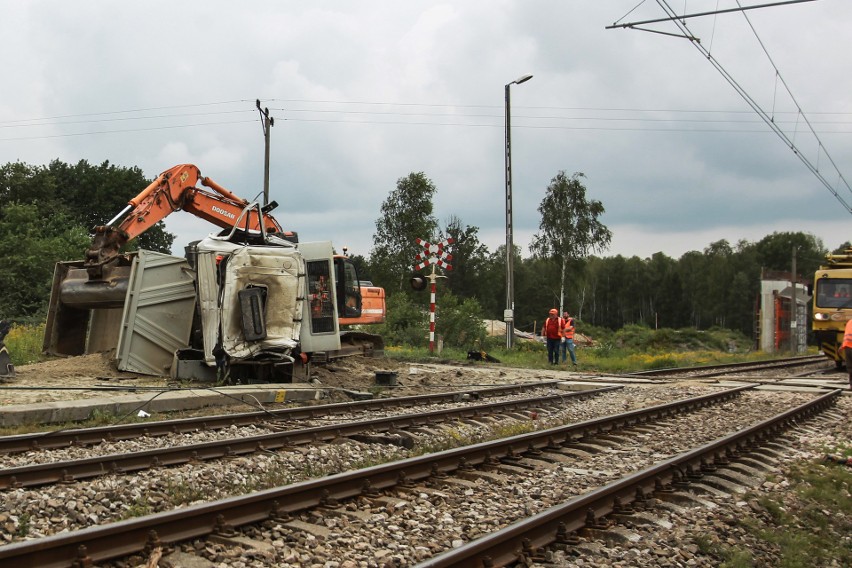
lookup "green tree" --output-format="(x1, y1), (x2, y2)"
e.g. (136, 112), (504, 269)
(45, 159), (174, 253)
(370, 293), (429, 347)
(753, 231), (826, 280)
(370, 172), (438, 293)
(432, 290), (486, 349)
(529, 171), (611, 314)
(0, 159), (174, 254)
(0, 203), (90, 320)
(645, 252), (686, 329)
(439, 215), (489, 300)
(831, 241), (851, 255)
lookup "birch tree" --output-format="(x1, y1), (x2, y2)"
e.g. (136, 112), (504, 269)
(529, 171), (611, 314)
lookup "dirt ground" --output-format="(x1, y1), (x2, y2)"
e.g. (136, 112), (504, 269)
(0, 352), (571, 407)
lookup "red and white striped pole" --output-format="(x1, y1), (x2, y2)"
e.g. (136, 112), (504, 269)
(413, 237), (453, 355)
(429, 273), (437, 353)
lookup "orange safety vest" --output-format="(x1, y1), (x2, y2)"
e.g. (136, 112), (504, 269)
(562, 317), (575, 340)
(842, 319), (852, 351)
(543, 317), (563, 339)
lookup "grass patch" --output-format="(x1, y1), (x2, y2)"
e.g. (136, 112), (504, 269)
(717, 453), (852, 567)
(385, 341), (795, 374)
(120, 497), (153, 520)
(3, 322), (45, 366)
(14, 513), (31, 538)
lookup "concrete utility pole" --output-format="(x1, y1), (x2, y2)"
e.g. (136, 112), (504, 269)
(504, 74), (533, 349)
(256, 99), (274, 206)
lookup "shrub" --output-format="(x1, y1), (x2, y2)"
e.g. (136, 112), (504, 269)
(368, 290), (486, 350)
(3, 322), (45, 366)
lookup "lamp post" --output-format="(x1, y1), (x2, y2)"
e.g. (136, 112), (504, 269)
(504, 74), (533, 349)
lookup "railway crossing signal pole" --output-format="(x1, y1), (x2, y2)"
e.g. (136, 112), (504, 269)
(256, 99), (274, 206)
(413, 237), (454, 354)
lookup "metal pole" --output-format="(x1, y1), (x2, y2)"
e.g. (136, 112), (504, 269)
(256, 100), (274, 206)
(503, 74), (532, 349)
(504, 83), (514, 349)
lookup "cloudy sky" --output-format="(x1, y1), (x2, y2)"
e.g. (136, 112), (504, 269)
(2, 1), (850, 262)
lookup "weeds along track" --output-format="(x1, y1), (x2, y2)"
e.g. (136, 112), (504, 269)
(0, 384), (839, 567)
(630, 354), (830, 379)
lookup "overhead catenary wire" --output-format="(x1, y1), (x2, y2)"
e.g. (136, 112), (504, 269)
(646, 0), (852, 213)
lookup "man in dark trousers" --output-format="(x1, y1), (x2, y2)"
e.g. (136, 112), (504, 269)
(541, 309), (563, 365)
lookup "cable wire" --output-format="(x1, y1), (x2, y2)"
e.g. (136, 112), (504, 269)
(652, 0), (852, 213)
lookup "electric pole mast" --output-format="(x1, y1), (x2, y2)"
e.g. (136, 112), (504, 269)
(256, 99), (274, 206)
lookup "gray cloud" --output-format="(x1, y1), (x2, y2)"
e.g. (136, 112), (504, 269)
(1, 1), (850, 262)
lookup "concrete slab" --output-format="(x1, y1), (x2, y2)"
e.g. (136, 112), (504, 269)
(0, 383), (324, 426)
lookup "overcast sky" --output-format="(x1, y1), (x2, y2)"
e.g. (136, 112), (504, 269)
(2, 1), (850, 263)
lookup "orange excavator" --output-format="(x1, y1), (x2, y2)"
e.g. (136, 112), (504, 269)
(65, 163), (384, 326)
(83, 163), (288, 280)
(46, 164), (385, 382)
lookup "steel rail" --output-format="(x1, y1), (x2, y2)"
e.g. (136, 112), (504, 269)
(0, 385), (753, 568)
(0, 381), (562, 454)
(0, 387), (618, 489)
(631, 354), (826, 377)
(415, 388), (841, 567)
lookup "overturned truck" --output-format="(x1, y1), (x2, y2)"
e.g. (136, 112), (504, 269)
(44, 164), (384, 383)
(45, 232), (382, 383)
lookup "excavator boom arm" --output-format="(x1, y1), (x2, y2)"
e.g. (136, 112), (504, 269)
(85, 164), (283, 278)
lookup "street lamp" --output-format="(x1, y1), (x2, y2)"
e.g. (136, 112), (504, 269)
(504, 73), (533, 349)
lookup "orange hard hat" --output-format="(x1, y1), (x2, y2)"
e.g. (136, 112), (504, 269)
(549, 309), (558, 315)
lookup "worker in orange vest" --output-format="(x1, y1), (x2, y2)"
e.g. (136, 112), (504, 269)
(842, 318), (852, 388)
(541, 309), (563, 365)
(560, 311), (577, 366)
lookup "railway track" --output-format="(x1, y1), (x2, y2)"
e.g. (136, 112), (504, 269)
(0, 386), (617, 489)
(630, 354), (828, 378)
(0, 384), (839, 567)
(0, 382), (565, 454)
(418, 389), (840, 567)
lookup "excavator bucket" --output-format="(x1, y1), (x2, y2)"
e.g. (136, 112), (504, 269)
(0, 320), (15, 380)
(43, 251), (196, 377)
(43, 259), (133, 357)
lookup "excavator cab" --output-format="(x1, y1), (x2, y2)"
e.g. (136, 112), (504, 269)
(334, 254), (386, 326)
(335, 257), (362, 319)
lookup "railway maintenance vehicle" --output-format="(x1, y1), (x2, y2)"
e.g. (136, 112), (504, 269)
(811, 246), (852, 368)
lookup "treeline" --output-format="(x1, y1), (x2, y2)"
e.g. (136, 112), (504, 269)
(0, 160), (172, 321)
(360, 171), (844, 342)
(369, 228), (839, 342)
(1, 160), (846, 347)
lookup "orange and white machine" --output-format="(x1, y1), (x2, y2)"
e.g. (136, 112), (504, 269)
(44, 164), (384, 382)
